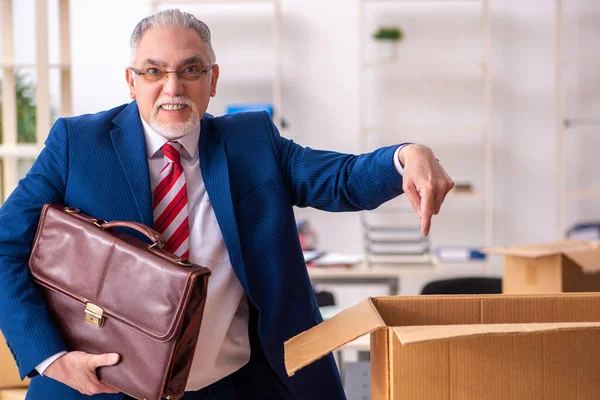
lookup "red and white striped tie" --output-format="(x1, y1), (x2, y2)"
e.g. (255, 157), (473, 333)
(153, 142), (190, 259)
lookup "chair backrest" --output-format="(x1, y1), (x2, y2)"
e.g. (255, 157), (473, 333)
(420, 277), (502, 295)
(314, 290), (336, 307)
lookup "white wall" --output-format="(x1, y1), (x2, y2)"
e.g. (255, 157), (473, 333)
(70, 0), (149, 110)
(7, 0), (600, 298)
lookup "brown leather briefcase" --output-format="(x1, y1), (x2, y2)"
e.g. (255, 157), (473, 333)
(28, 204), (211, 400)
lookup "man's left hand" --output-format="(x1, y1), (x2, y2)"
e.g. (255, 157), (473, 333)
(398, 144), (454, 236)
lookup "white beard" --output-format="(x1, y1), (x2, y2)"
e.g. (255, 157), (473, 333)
(150, 113), (200, 140)
(150, 98), (200, 140)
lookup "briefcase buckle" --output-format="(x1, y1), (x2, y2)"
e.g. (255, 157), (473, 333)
(85, 303), (105, 327)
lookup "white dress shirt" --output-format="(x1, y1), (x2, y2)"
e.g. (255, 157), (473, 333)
(141, 118), (250, 390)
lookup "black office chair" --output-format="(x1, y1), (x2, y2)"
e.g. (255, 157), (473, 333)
(314, 289), (336, 307)
(420, 277), (501, 295)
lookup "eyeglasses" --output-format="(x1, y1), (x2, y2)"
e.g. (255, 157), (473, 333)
(129, 64), (214, 82)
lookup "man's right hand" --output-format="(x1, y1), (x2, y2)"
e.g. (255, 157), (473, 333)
(43, 351), (121, 396)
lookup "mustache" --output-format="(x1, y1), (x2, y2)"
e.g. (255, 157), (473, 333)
(153, 96), (194, 112)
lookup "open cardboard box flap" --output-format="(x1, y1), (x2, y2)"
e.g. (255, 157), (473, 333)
(483, 240), (600, 273)
(284, 298), (385, 376)
(393, 322), (600, 345)
(284, 296), (600, 377)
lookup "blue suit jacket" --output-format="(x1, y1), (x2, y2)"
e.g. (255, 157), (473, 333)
(0, 101), (404, 399)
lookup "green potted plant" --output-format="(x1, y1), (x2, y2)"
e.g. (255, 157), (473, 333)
(373, 26), (404, 61)
(0, 73), (56, 199)
(0, 72), (38, 144)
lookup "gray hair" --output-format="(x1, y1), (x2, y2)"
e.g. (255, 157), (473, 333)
(130, 9), (216, 66)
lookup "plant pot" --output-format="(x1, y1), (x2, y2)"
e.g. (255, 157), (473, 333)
(376, 40), (398, 62)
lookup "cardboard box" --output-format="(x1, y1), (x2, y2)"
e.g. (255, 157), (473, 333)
(0, 332), (27, 389)
(285, 293), (600, 400)
(0, 389), (27, 400)
(484, 240), (600, 293)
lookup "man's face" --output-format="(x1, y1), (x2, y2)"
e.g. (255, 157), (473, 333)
(126, 26), (219, 140)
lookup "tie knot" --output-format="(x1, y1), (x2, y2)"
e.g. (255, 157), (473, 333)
(161, 142), (182, 163)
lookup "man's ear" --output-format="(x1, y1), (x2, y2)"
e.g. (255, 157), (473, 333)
(125, 68), (136, 99)
(210, 64), (219, 97)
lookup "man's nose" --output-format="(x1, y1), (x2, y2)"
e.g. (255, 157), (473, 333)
(161, 72), (184, 96)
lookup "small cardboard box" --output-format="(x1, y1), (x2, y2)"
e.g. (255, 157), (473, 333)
(0, 389), (27, 400)
(0, 332), (27, 389)
(285, 293), (600, 400)
(484, 240), (600, 293)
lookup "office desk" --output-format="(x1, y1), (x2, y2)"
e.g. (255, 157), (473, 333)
(307, 263), (440, 295)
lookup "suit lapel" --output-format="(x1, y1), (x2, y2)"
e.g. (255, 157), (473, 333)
(108, 107), (247, 288)
(199, 116), (248, 291)
(109, 101), (153, 227)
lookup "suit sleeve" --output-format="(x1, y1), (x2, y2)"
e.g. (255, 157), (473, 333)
(0, 119), (69, 379)
(262, 115), (405, 211)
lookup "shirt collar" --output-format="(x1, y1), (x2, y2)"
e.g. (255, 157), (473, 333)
(140, 117), (200, 160)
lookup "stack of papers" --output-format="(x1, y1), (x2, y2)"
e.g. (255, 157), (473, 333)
(303, 252), (363, 267)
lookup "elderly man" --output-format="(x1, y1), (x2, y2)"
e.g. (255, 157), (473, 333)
(0, 9), (453, 400)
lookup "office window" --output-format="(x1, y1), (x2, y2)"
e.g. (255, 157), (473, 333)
(1, 0), (71, 202)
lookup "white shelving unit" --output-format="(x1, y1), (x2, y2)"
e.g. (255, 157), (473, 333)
(0, 0), (72, 202)
(358, 0), (492, 271)
(555, 0), (600, 238)
(150, 0), (283, 130)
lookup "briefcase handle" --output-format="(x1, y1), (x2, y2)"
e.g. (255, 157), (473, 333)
(102, 221), (162, 245)
(64, 206), (193, 267)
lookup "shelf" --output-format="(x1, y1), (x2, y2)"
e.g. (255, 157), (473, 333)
(372, 191), (484, 200)
(446, 189), (484, 198)
(377, 191), (486, 199)
(0, 145), (43, 158)
(364, 0), (482, 3)
(566, 189), (600, 200)
(362, 124), (483, 134)
(366, 238), (425, 244)
(362, 60), (400, 68)
(362, 224), (421, 232)
(153, 0), (275, 4)
(366, 252), (434, 263)
(358, 0), (492, 263)
(361, 60), (486, 71)
(435, 260), (488, 267)
(360, 70), (483, 84)
(307, 263), (440, 279)
(362, 208), (416, 216)
(564, 118), (600, 129)
(219, 61), (280, 70)
(364, 192), (484, 217)
(0, 63), (70, 69)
